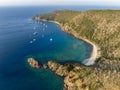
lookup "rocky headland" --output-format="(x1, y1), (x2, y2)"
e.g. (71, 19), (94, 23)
(47, 60), (120, 90)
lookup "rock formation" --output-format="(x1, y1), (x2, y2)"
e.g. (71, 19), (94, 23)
(28, 58), (40, 69)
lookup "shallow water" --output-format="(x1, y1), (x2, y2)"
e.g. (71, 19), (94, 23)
(1, 6), (116, 90)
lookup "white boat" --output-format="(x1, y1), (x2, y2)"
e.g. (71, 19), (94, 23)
(30, 41), (33, 43)
(33, 39), (36, 41)
(49, 38), (53, 41)
(33, 32), (37, 35)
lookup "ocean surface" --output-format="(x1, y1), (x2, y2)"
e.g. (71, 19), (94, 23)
(0, 6), (119, 90)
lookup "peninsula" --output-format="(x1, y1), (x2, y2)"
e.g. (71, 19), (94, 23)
(32, 10), (120, 90)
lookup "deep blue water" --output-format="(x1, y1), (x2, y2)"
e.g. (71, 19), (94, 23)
(0, 6), (120, 90)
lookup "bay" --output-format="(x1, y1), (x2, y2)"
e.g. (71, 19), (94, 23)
(0, 6), (118, 90)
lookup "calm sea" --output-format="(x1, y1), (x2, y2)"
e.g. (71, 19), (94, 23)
(0, 6), (119, 90)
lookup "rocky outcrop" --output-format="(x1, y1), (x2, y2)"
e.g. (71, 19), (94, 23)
(46, 60), (120, 90)
(27, 59), (120, 90)
(28, 58), (40, 69)
(47, 61), (74, 77)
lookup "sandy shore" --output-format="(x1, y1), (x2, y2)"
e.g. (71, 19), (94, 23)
(66, 30), (100, 66)
(81, 39), (99, 65)
(41, 20), (100, 66)
(52, 21), (100, 66)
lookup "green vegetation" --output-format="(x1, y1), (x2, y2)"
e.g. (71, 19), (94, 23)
(33, 10), (120, 60)
(47, 60), (120, 90)
(34, 10), (120, 90)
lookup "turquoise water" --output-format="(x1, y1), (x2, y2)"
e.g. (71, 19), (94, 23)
(0, 6), (119, 90)
(25, 21), (92, 63)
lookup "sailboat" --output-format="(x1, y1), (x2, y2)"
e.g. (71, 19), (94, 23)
(33, 31), (37, 35)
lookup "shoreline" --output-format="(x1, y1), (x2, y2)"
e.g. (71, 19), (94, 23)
(38, 19), (100, 66)
(50, 20), (100, 66)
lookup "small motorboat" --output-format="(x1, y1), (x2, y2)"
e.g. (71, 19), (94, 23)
(33, 39), (36, 41)
(33, 32), (37, 35)
(49, 38), (53, 41)
(30, 41), (33, 43)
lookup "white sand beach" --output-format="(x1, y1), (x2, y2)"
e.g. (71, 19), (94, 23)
(46, 20), (100, 66)
(54, 21), (100, 66)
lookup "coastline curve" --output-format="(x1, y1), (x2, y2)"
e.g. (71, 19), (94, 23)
(35, 19), (100, 66)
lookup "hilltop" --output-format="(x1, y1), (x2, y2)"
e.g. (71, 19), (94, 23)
(33, 10), (120, 90)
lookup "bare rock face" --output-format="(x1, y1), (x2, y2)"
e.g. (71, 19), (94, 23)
(28, 58), (40, 69)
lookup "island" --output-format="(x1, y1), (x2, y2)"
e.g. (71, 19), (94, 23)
(28, 58), (40, 69)
(32, 10), (120, 90)
(27, 58), (48, 69)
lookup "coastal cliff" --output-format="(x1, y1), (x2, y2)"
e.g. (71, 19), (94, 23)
(33, 10), (120, 90)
